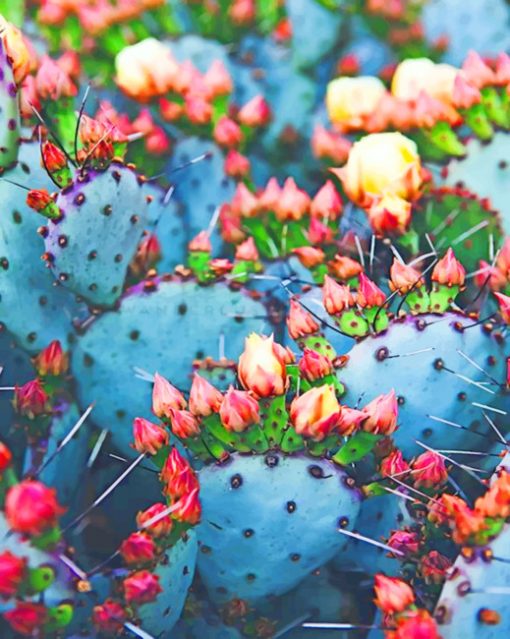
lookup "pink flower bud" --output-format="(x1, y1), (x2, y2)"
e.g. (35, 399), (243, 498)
(6, 480), (65, 536)
(93, 600), (127, 634)
(133, 417), (169, 455)
(120, 532), (157, 565)
(188, 230), (212, 253)
(235, 237), (259, 262)
(474, 260), (507, 292)
(57, 51), (80, 80)
(169, 410), (201, 439)
(123, 570), (162, 604)
(0, 551), (26, 598)
(258, 177), (281, 211)
(328, 255), (363, 281)
(310, 181), (343, 220)
(298, 349), (333, 382)
(132, 233), (161, 276)
(35, 55), (77, 99)
(389, 259), (424, 294)
(286, 299), (320, 340)
(214, 116), (243, 148)
(229, 0), (256, 25)
(210, 258), (234, 277)
(220, 204), (246, 243)
(322, 275), (355, 315)
(452, 74), (481, 109)
(420, 551), (451, 584)
(14, 379), (50, 418)
(189, 374), (223, 416)
(0, 442), (12, 474)
(462, 50), (496, 89)
(26, 189), (54, 213)
(146, 127), (170, 155)
(495, 52), (510, 85)
(311, 125), (352, 164)
(432, 247), (465, 286)
(391, 610), (442, 639)
(380, 450), (409, 477)
(496, 237), (510, 276)
(4, 602), (48, 636)
(219, 386), (260, 433)
(152, 373), (187, 419)
(337, 406), (365, 436)
(238, 334), (287, 397)
(387, 530), (420, 556)
(412, 451), (447, 488)
(159, 97), (184, 121)
(292, 246), (325, 268)
(373, 574), (414, 614)
(308, 217), (334, 244)
(237, 95), (271, 127)
(172, 487), (201, 525)
(274, 178), (311, 221)
(357, 272), (386, 307)
(185, 94), (212, 125)
(495, 292), (510, 324)
(41, 141), (68, 174)
(231, 183), (259, 218)
(33, 340), (68, 377)
(362, 390), (398, 435)
(224, 149), (250, 179)
(203, 60), (233, 97)
(136, 503), (173, 538)
(290, 385), (341, 441)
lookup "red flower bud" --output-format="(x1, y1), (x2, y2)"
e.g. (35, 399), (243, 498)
(357, 272), (386, 307)
(152, 373), (187, 419)
(420, 550), (451, 584)
(391, 609), (442, 639)
(290, 384), (341, 441)
(5, 480), (65, 536)
(238, 334), (287, 397)
(387, 530), (420, 556)
(219, 387), (260, 433)
(41, 141), (67, 174)
(137, 503), (173, 538)
(36, 55), (77, 100)
(133, 417), (169, 455)
(322, 275), (355, 315)
(292, 246), (325, 268)
(286, 299), (320, 340)
(308, 217), (333, 244)
(13, 379), (50, 418)
(235, 237), (259, 262)
(362, 390), (398, 435)
(224, 149), (251, 179)
(188, 230), (212, 253)
(274, 178), (311, 222)
(389, 259), (423, 294)
(169, 409), (201, 439)
(336, 406), (365, 436)
(432, 248), (465, 287)
(412, 451), (447, 488)
(258, 177), (281, 211)
(34, 340), (68, 377)
(171, 487), (201, 525)
(120, 532), (157, 565)
(237, 95), (271, 127)
(0, 551), (26, 599)
(123, 570), (162, 604)
(4, 601), (48, 636)
(214, 116), (243, 148)
(373, 574), (414, 614)
(93, 599), (127, 634)
(328, 255), (363, 281)
(494, 292), (510, 324)
(0, 442), (13, 474)
(189, 374), (223, 417)
(26, 189), (54, 213)
(380, 450), (409, 478)
(310, 181), (343, 220)
(298, 349), (333, 382)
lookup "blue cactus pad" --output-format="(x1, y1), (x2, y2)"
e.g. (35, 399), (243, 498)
(0, 329), (34, 436)
(72, 280), (270, 451)
(0, 142), (85, 352)
(196, 452), (361, 604)
(0, 39), (20, 170)
(45, 163), (147, 307)
(138, 532), (198, 638)
(339, 313), (509, 458)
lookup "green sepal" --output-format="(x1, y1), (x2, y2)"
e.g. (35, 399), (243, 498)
(364, 306), (390, 334)
(44, 603), (74, 630)
(297, 334), (337, 360)
(255, 0), (281, 33)
(363, 481), (389, 498)
(481, 87), (509, 129)
(463, 104), (494, 141)
(405, 286), (430, 314)
(188, 251), (214, 284)
(260, 395), (289, 447)
(231, 259), (261, 284)
(242, 217), (280, 259)
(332, 431), (382, 465)
(311, 263), (328, 284)
(203, 413), (269, 454)
(306, 434), (340, 457)
(40, 201), (62, 221)
(25, 565), (56, 594)
(31, 525), (61, 551)
(212, 94), (230, 125)
(429, 283), (460, 314)
(472, 517), (506, 547)
(427, 121), (466, 157)
(279, 427), (306, 453)
(333, 309), (370, 338)
(307, 372), (345, 396)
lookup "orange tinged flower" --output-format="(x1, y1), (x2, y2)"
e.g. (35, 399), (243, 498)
(412, 451), (448, 488)
(292, 247), (325, 269)
(373, 574), (414, 615)
(237, 334), (287, 397)
(152, 373), (186, 419)
(298, 349), (333, 382)
(219, 387), (260, 433)
(133, 417), (169, 455)
(33, 340), (68, 377)
(286, 299), (320, 340)
(362, 390), (398, 435)
(189, 374), (223, 417)
(389, 259), (423, 294)
(432, 248), (465, 287)
(290, 384), (341, 441)
(322, 275), (355, 315)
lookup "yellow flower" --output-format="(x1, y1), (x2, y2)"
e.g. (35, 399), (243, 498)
(0, 17), (31, 84)
(332, 132), (423, 208)
(391, 58), (458, 105)
(326, 76), (386, 131)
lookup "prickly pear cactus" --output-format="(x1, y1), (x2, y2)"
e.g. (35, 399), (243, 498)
(44, 163), (148, 307)
(72, 279), (270, 450)
(197, 452), (361, 603)
(0, 38), (20, 170)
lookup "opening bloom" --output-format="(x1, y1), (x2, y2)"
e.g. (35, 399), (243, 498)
(290, 384), (341, 441)
(238, 334), (287, 397)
